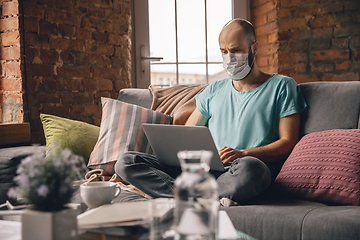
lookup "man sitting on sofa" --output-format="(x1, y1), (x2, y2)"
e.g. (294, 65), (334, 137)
(115, 19), (307, 205)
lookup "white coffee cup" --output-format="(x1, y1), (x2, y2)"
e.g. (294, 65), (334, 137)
(80, 182), (121, 209)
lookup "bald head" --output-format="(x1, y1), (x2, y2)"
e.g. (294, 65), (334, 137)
(219, 19), (256, 48)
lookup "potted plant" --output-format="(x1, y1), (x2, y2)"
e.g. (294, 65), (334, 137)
(8, 143), (87, 240)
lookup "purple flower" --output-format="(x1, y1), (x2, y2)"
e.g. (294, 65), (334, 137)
(37, 185), (49, 197)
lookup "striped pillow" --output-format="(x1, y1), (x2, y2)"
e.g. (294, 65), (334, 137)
(88, 97), (173, 174)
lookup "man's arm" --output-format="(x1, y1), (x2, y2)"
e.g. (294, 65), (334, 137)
(185, 108), (208, 126)
(220, 113), (301, 165)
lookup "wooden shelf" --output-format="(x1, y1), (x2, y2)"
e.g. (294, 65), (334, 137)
(0, 122), (31, 146)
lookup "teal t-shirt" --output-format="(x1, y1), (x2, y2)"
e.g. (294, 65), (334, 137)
(195, 74), (307, 150)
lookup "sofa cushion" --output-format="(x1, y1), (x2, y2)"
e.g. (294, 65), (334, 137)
(299, 81), (360, 137)
(40, 114), (100, 164)
(88, 98), (173, 175)
(223, 199), (326, 240)
(301, 205), (360, 240)
(0, 146), (46, 204)
(274, 129), (360, 206)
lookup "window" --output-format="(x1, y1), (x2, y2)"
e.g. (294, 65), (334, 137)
(131, 0), (250, 88)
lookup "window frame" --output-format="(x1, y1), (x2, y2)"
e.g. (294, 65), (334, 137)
(131, 0), (250, 88)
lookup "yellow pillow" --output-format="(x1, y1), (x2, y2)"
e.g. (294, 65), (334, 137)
(40, 114), (100, 164)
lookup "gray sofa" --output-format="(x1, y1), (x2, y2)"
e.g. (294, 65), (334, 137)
(1, 81), (360, 240)
(116, 81), (360, 240)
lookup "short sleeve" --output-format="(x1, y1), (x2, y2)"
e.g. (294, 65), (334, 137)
(277, 78), (307, 119)
(195, 85), (213, 119)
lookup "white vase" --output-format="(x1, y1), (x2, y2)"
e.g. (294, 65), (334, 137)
(22, 208), (78, 240)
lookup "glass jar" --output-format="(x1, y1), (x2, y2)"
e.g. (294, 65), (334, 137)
(174, 150), (219, 240)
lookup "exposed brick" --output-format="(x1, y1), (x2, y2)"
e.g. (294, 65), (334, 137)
(26, 32), (49, 47)
(293, 7), (319, 17)
(277, 8), (291, 18)
(85, 104), (101, 115)
(114, 79), (129, 91)
(27, 63), (54, 77)
(1, 77), (21, 91)
(22, 2), (45, 18)
(334, 25), (359, 37)
(60, 50), (76, 64)
(320, 3), (344, 14)
(61, 92), (93, 105)
(0, 16), (19, 32)
(96, 55), (111, 67)
(88, 8), (105, 18)
(308, 15), (336, 28)
(97, 44), (114, 56)
(92, 32), (107, 43)
(353, 36), (360, 48)
(310, 39), (331, 50)
(59, 24), (76, 38)
(111, 57), (127, 69)
(281, 0), (302, 8)
(56, 0), (73, 11)
(344, 1), (360, 11)
(25, 47), (40, 63)
(267, 9), (277, 22)
(332, 37), (349, 49)
(40, 49), (59, 64)
(268, 32), (278, 44)
(312, 49), (350, 60)
(38, 0), (55, 8)
(279, 18), (307, 31)
(1, 46), (20, 60)
(5, 61), (21, 76)
(257, 43), (278, 56)
(92, 66), (119, 79)
(1, 30), (20, 46)
(279, 53), (297, 65)
(251, 1), (276, 17)
(76, 28), (92, 40)
(83, 77), (98, 92)
(64, 78), (83, 91)
(256, 56), (268, 67)
(291, 73), (321, 84)
(107, 34), (126, 46)
(97, 78), (113, 90)
(255, 21), (278, 36)
(70, 104), (86, 116)
(252, 14), (267, 27)
(78, 52), (96, 65)
(94, 91), (111, 102)
(39, 20), (58, 35)
(23, 17), (38, 33)
(310, 62), (334, 72)
(42, 77), (64, 91)
(2, 1), (19, 16)
(42, 104), (70, 118)
(322, 72), (359, 81)
(57, 66), (91, 78)
(335, 61), (351, 71)
(50, 38), (85, 51)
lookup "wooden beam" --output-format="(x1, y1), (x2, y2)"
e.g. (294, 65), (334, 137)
(0, 122), (31, 146)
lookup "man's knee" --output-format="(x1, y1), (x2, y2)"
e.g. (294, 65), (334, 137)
(114, 151), (137, 179)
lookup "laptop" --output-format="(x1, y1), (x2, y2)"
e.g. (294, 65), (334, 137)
(142, 124), (225, 172)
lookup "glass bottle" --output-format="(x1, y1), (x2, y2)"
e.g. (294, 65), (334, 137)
(174, 150), (219, 240)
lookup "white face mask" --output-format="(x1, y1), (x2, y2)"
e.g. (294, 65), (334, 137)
(222, 48), (254, 80)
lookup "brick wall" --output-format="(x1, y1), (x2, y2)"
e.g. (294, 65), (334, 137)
(0, 0), (22, 124)
(22, 0), (132, 143)
(251, 0), (360, 83)
(251, 0), (279, 74)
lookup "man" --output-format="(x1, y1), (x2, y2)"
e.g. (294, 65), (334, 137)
(115, 19), (307, 205)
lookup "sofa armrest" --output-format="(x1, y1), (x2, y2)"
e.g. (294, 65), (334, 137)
(117, 88), (153, 109)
